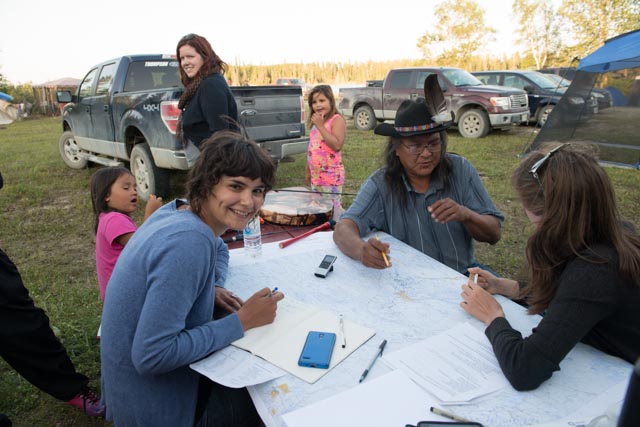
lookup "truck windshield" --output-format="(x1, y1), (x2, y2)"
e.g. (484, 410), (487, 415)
(442, 69), (483, 87)
(123, 60), (183, 92)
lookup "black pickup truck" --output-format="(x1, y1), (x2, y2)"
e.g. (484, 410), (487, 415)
(57, 55), (309, 200)
(339, 67), (529, 138)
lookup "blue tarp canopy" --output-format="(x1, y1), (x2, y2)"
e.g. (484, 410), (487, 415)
(578, 29), (640, 72)
(530, 29), (640, 169)
(0, 91), (13, 102)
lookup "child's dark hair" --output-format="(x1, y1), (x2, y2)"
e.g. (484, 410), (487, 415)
(186, 131), (275, 216)
(90, 166), (132, 234)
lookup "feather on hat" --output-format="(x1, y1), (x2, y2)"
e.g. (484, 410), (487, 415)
(374, 74), (453, 137)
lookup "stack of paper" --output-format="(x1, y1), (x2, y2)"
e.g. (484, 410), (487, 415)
(233, 298), (376, 383)
(383, 322), (509, 403)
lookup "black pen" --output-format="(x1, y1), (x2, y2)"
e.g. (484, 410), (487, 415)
(359, 339), (387, 382)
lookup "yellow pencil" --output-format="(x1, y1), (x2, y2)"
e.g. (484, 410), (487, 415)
(375, 235), (390, 267)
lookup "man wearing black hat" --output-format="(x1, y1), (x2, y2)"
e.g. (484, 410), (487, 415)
(333, 76), (503, 274)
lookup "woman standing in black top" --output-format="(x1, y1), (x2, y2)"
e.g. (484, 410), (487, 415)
(176, 33), (238, 166)
(461, 143), (640, 390)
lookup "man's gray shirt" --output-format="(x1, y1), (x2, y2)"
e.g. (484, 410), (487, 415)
(341, 154), (504, 274)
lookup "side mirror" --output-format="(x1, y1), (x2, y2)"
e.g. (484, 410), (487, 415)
(523, 85), (535, 94)
(56, 91), (74, 103)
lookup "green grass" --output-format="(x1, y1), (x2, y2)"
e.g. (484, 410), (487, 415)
(1, 117), (638, 426)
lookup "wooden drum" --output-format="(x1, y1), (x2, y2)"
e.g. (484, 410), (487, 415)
(260, 187), (334, 226)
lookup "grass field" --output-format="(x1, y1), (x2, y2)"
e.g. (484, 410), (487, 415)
(0, 117), (638, 427)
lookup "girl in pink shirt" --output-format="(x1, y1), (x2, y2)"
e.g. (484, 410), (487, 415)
(305, 85), (347, 215)
(90, 167), (162, 302)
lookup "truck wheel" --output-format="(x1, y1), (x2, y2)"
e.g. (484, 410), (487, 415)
(353, 105), (376, 131)
(59, 131), (88, 169)
(537, 105), (554, 127)
(458, 110), (489, 138)
(130, 143), (170, 201)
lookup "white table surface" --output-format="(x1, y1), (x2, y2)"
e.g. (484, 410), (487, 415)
(225, 231), (631, 427)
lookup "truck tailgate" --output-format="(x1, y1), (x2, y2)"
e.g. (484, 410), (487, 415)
(233, 86), (306, 142)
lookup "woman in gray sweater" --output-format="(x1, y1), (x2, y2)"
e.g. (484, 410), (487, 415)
(461, 143), (640, 391)
(101, 131), (283, 426)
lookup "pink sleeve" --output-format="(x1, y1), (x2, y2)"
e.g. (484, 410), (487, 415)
(102, 213), (137, 244)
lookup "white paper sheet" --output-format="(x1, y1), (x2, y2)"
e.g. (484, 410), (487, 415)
(190, 346), (286, 388)
(383, 322), (509, 402)
(282, 370), (452, 427)
(232, 297), (376, 384)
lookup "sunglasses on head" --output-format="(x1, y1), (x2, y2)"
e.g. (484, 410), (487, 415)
(528, 143), (570, 194)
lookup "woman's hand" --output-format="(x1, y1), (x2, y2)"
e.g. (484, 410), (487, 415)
(460, 279), (505, 327)
(467, 267), (520, 299)
(214, 286), (243, 314)
(237, 287), (284, 331)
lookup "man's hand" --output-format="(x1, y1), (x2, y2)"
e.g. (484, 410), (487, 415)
(427, 198), (468, 224)
(360, 237), (391, 269)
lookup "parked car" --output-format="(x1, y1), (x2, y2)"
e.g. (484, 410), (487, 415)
(338, 67), (529, 138)
(57, 55), (309, 200)
(275, 78), (311, 96)
(538, 67), (613, 109)
(473, 70), (597, 126)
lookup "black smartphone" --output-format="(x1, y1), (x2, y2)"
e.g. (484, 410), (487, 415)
(314, 254), (337, 278)
(298, 331), (336, 369)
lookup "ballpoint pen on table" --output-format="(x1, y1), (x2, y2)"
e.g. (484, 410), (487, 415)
(359, 339), (387, 382)
(340, 314), (346, 348)
(430, 406), (473, 423)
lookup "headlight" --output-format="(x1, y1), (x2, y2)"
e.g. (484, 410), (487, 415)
(490, 97), (510, 108)
(567, 97), (585, 105)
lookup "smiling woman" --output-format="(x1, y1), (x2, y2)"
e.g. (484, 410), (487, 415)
(175, 33), (238, 166)
(99, 131), (285, 426)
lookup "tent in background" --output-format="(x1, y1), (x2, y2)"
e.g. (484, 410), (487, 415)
(0, 100), (18, 125)
(529, 29), (640, 169)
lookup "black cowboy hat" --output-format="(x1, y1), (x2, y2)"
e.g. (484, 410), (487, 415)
(374, 75), (453, 137)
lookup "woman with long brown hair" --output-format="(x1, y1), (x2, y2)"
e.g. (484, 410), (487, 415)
(176, 33), (238, 165)
(461, 143), (640, 390)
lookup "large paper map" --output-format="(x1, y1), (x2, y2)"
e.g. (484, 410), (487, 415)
(225, 232), (631, 427)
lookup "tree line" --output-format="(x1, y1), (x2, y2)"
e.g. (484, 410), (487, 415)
(1, 0), (637, 113)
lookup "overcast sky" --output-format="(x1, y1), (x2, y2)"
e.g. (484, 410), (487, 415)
(0, 0), (520, 84)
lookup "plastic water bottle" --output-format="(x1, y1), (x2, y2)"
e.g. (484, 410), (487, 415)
(243, 215), (262, 257)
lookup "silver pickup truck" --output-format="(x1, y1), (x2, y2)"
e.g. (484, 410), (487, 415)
(57, 54), (309, 200)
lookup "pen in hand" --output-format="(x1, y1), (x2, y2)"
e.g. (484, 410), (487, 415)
(375, 235), (390, 267)
(359, 339), (387, 383)
(269, 287), (278, 297)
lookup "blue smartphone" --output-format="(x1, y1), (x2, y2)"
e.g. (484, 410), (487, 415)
(298, 331), (336, 369)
